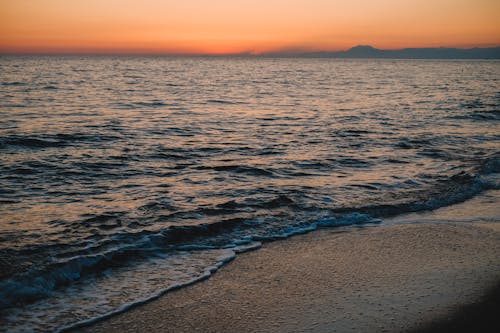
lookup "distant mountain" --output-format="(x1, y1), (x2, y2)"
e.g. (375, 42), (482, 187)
(264, 45), (500, 59)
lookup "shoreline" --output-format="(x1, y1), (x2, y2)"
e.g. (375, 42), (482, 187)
(73, 221), (500, 333)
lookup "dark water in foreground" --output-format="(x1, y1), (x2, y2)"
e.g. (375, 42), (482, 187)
(0, 57), (499, 332)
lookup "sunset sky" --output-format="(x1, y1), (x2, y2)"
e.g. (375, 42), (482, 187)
(1, 0), (499, 54)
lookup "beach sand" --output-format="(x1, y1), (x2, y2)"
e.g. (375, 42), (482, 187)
(74, 222), (500, 333)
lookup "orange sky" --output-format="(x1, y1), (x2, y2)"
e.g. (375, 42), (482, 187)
(1, 0), (499, 54)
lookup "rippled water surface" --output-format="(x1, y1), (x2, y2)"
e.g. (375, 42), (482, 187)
(1, 57), (499, 332)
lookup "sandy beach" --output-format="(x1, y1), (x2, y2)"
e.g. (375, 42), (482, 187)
(73, 221), (500, 333)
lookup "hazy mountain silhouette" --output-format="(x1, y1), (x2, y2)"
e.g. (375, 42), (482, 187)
(265, 45), (500, 59)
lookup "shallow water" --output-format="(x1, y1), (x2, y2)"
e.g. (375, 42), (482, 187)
(0, 57), (499, 332)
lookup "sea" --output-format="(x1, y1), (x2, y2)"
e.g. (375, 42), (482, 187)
(0, 56), (499, 332)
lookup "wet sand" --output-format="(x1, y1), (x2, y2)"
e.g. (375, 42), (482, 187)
(74, 222), (500, 333)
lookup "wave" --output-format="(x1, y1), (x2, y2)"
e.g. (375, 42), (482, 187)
(469, 110), (500, 121)
(2, 152), (498, 313)
(1, 146), (498, 333)
(1, 81), (27, 86)
(196, 164), (277, 177)
(135, 101), (168, 107)
(54, 245), (255, 333)
(450, 110), (500, 121)
(0, 133), (121, 149)
(206, 99), (247, 105)
(395, 138), (433, 149)
(0, 210), (376, 315)
(0, 137), (62, 148)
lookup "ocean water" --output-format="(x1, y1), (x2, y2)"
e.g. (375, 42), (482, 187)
(0, 57), (499, 332)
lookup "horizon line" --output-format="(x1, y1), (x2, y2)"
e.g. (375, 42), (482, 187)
(1, 44), (499, 57)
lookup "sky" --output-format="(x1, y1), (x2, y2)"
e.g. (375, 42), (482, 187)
(1, 0), (499, 54)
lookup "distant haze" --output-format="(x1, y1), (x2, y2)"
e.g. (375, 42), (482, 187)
(1, 0), (500, 55)
(264, 45), (500, 59)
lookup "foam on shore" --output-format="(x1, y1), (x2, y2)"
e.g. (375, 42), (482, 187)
(73, 220), (500, 333)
